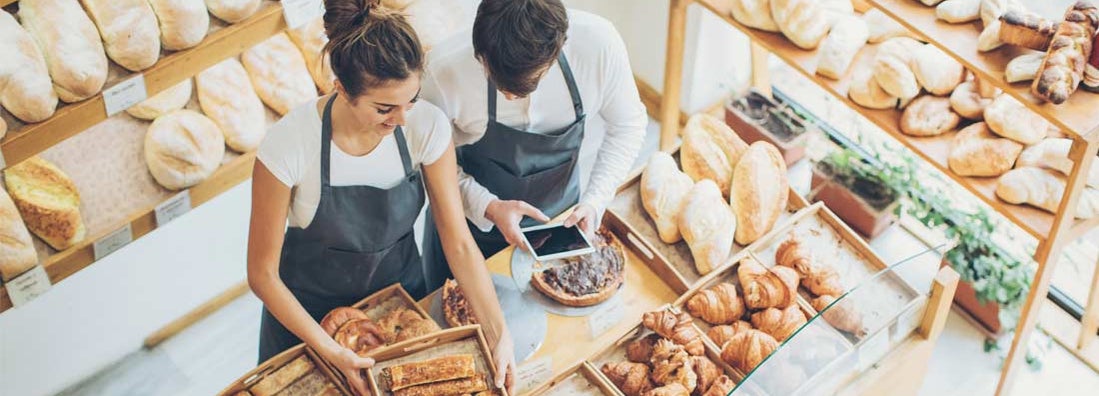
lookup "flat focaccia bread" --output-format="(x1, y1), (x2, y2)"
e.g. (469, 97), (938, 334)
(251, 356), (314, 396)
(530, 229), (626, 307)
(392, 374), (489, 396)
(382, 355), (477, 391)
(443, 279), (478, 327)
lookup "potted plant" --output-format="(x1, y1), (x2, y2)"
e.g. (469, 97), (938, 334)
(810, 149), (900, 239)
(725, 88), (813, 166)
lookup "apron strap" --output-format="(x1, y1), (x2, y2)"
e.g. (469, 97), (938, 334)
(487, 77), (498, 123)
(393, 126), (414, 175)
(557, 53), (584, 120)
(320, 94), (338, 188)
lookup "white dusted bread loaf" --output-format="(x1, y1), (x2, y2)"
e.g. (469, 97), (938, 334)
(641, 152), (694, 244)
(19, 0), (108, 103)
(81, 0), (161, 71)
(242, 33), (317, 116)
(196, 58), (266, 153)
(910, 44), (965, 96)
(730, 0), (780, 32)
(126, 79), (192, 121)
(0, 11), (57, 123)
(948, 122), (1023, 177)
(816, 15), (868, 80)
(679, 180), (737, 275)
(4, 157), (85, 250)
(984, 94), (1048, 145)
(145, 110), (225, 190)
(997, 167), (1099, 219)
(770, 0), (831, 50)
(1016, 138), (1099, 188)
(680, 113), (749, 197)
(0, 187), (39, 282)
(148, 0), (209, 50)
(731, 142), (788, 245)
(287, 18), (336, 94)
(206, 0), (261, 23)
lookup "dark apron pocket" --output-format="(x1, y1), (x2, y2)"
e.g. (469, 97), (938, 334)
(319, 246), (393, 298)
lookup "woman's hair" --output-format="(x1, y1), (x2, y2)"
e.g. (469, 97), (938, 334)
(323, 0), (424, 99)
(473, 0), (568, 97)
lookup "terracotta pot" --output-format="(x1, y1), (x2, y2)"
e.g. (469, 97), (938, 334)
(724, 90), (811, 167)
(941, 259), (1004, 334)
(809, 167), (898, 239)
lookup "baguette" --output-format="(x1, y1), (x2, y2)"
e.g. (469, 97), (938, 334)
(999, 11), (1059, 51)
(206, 0), (261, 23)
(19, 0), (108, 103)
(148, 0), (210, 51)
(4, 157), (85, 251)
(1032, 2), (1099, 104)
(392, 375), (489, 396)
(383, 355), (477, 391)
(0, 187), (38, 281)
(0, 11), (56, 123)
(81, 0), (161, 71)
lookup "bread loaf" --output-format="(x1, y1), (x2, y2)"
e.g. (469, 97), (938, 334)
(679, 180), (736, 275)
(206, 0), (261, 23)
(911, 44), (965, 95)
(949, 81), (995, 119)
(4, 157), (85, 250)
(731, 142), (788, 245)
(770, 0), (831, 50)
(816, 16), (869, 80)
(729, 0), (779, 32)
(1017, 138), (1099, 188)
(874, 38), (923, 101)
(936, 0), (981, 24)
(680, 114), (749, 197)
(997, 167), (1099, 219)
(819, 0), (855, 27)
(148, 0), (209, 50)
(196, 58), (266, 153)
(864, 9), (908, 43)
(288, 18), (336, 94)
(126, 79), (192, 121)
(849, 67), (899, 109)
(81, 0), (161, 72)
(900, 96), (961, 136)
(1005, 52), (1046, 82)
(0, 11), (57, 123)
(978, 20), (1005, 52)
(242, 33), (318, 116)
(0, 187), (39, 282)
(641, 152), (694, 244)
(19, 0), (108, 103)
(999, 11), (1059, 51)
(947, 122), (1023, 177)
(1032, 2), (1099, 104)
(981, 0), (1023, 28)
(984, 94), (1048, 145)
(145, 110), (225, 190)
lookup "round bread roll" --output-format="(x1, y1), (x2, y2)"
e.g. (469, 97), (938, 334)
(949, 81), (995, 120)
(320, 307), (369, 336)
(206, 0), (261, 23)
(901, 96), (961, 136)
(984, 94), (1048, 145)
(911, 44), (965, 96)
(145, 110), (225, 190)
(874, 56), (921, 100)
(849, 67), (898, 109)
(148, 0), (209, 51)
(126, 79), (193, 121)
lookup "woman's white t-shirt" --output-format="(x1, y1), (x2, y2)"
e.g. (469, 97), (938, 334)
(257, 96), (452, 228)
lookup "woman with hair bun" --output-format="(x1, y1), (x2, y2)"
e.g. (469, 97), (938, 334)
(246, 1), (514, 393)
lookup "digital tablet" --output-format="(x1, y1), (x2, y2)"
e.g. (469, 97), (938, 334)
(519, 223), (595, 261)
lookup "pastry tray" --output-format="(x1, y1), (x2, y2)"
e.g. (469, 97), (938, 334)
(349, 283), (437, 324)
(218, 343), (350, 396)
(365, 325), (508, 396)
(526, 362), (622, 396)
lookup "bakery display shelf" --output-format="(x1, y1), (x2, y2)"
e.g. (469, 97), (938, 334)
(219, 343), (351, 396)
(527, 362), (621, 396)
(365, 326), (509, 396)
(867, 0), (1099, 140)
(0, 1), (286, 171)
(0, 1), (14, 8)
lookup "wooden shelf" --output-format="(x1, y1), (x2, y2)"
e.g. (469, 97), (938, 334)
(868, 0), (1099, 140)
(0, 1), (286, 171)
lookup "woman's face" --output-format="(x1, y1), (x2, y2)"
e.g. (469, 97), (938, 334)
(338, 73), (422, 136)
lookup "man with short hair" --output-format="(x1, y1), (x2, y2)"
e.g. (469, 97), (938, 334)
(420, 0), (647, 280)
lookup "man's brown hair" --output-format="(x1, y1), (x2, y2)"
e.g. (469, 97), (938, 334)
(472, 0), (568, 97)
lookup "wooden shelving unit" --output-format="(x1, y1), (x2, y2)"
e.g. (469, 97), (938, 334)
(659, 0), (1099, 394)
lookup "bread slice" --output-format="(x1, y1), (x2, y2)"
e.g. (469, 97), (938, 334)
(530, 230), (626, 307)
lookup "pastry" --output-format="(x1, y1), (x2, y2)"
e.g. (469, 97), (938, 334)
(81, 0), (161, 71)
(770, 0), (831, 50)
(1032, 2), (1099, 104)
(642, 311), (706, 356)
(126, 79), (193, 121)
(876, 37), (925, 65)
(900, 96), (961, 137)
(680, 114), (749, 197)
(949, 81), (995, 120)
(242, 33), (318, 116)
(642, 383), (690, 396)
(737, 256), (799, 310)
(819, 0), (854, 25)
(911, 44), (965, 95)
(679, 180), (737, 275)
(382, 355), (477, 391)
(251, 355), (314, 396)
(707, 321), (752, 348)
(984, 94), (1049, 145)
(731, 142), (788, 245)
(0, 11), (57, 123)
(948, 122), (1024, 177)
(999, 10), (1059, 51)
(997, 167), (1099, 219)
(1016, 138), (1099, 188)
(148, 0), (210, 50)
(816, 15), (869, 80)
(874, 55), (920, 102)
(333, 319), (386, 356)
(4, 157), (85, 250)
(978, 20), (1005, 52)
(377, 308), (440, 343)
(1005, 52), (1045, 83)
(649, 339), (698, 392)
(640, 152), (694, 244)
(751, 305), (807, 342)
(393, 375), (489, 396)
(602, 362), (654, 396)
(980, 0), (1023, 27)
(729, 0), (779, 32)
(443, 278), (478, 327)
(811, 295), (866, 336)
(936, 0), (981, 24)
(206, 0), (261, 23)
(702, 375), (736, 396)
(530, 228), (626, 307)
(288, 18), (336, 94)
(0, 187), (38, 281)
(849, 67), (899, 110)
(775, 236), (844, 296)
(319, 306), (369, 336)
(19, 0), (108, 103)
(689, 356), (721, 394)
(144, 110), (226, 190)
(196, 58), (267, 153)
(687, 282), (746, 325)
(720, 329), (779, 373)
(627, 334), (662, 363)
(864, 9), (909, 43)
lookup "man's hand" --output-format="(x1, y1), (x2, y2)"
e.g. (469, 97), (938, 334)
(485, 199), (550, 250)
(563, 203), (599, 241)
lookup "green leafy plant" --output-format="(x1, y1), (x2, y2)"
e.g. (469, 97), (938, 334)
(816, 149), (898, 211)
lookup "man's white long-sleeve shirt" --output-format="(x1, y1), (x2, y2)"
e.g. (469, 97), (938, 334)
(421, 9), (648, 231)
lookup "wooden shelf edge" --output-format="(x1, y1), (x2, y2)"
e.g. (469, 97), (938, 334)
(0, 0), (15, 8)
(0, 152), (257, 314)
(0, 3), (286, 170)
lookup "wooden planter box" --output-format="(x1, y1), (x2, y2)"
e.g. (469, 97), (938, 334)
(942, 259), (1004, 335)
(809, 167), (898, 239)
(724, 90), (812, 167)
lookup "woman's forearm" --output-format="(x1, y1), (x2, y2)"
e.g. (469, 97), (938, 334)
(442, 236), (508, 342)
(249, 268), (343, 355)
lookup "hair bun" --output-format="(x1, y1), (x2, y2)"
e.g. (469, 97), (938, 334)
(323, 0), (378, 36)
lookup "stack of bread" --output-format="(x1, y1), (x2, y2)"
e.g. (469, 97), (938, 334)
(319, 301), (441, 357)
(641, 114), (790, 276)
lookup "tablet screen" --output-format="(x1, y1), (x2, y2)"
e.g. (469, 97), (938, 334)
(523, 225), (590, 258)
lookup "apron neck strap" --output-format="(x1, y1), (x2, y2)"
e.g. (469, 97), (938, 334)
(393, 126), (414, 175)
(486, 52), (584, 122)
(321, 94), (338, 187)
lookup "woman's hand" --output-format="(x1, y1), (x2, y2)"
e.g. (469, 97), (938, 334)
(322, 344), (375, 396)
(488, 327), (517, 394)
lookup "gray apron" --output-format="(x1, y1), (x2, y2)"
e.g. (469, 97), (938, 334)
(258, 95), (427, 362)
(422, 53), (585, 287)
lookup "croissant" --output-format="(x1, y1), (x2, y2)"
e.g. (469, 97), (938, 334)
(650, 339), (698, 393)
(702, 375), (736, 396)
(642, 311), (706, 356)
(750, 306), (807, 342)
(602, 362), (655, 396)
(690, 356), (722, 394)
(720, 329), (779, 373)
(627, 334), (662, 363)
(707, 320), (753, 348)
(737, 257), (799, 310)
(811, 295), (866, 337)
(642, 383), (690, 396)
(687, 282), (746, 325)
(775, 236), (845, 296)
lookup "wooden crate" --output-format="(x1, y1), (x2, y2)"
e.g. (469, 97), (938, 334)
(219, 344), (350, 396)
(365, 325), (508, 396)
(602, 210), (692, 295)
(527, 362), (622, 396)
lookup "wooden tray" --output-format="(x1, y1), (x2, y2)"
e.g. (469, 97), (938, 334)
(365, 325), (508, 396)
(219, 344), (350, 396)
(349, 283), (436, 324)
(527, 362), (622, 396)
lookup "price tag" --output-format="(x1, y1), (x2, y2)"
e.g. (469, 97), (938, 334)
(155, 191), (192, 227)
(587, 299), (624, 339)
(856, 329), (890, 372)
(103, 74), (147, 116)
(282, 0), (324, 29)
(93, 223), (133, 261)
(514, 357), (553, 395)
(6, 265), (51, 307)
